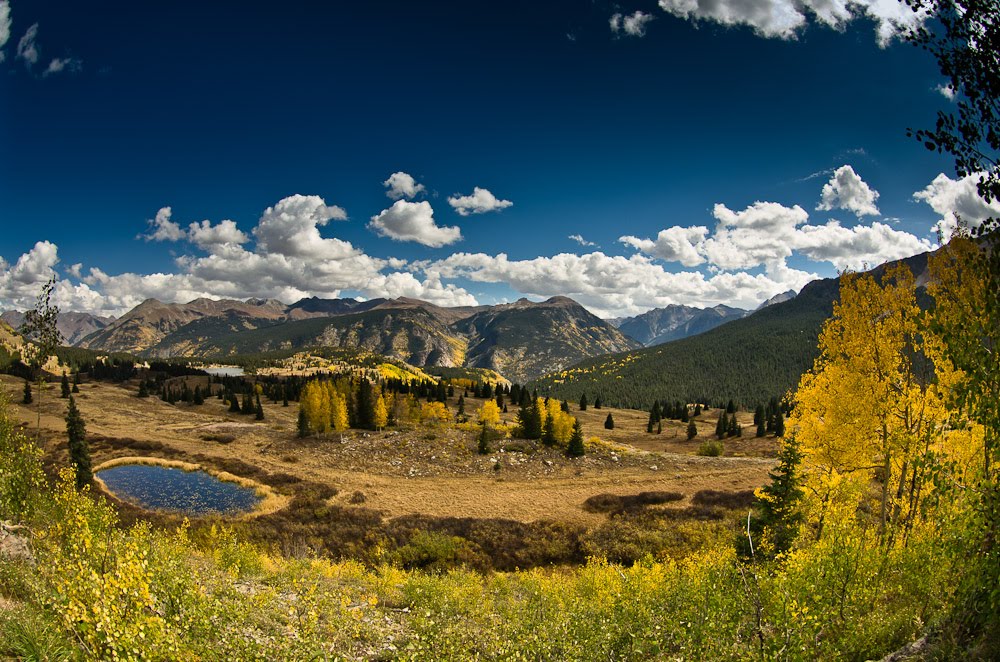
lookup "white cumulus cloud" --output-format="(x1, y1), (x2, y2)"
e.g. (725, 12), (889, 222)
(569, 234), (597, 247)
(0, 0), (11, 63)
(253, 194), (350, 259)
(914, 172), (1000, 238)
(369, 200), (462, 247)
(447, 187), (513, 216)
(656, 0), (924, 47)
(383, 171), (426, 200)
(187, 219), (249, 250)
(619, 226), (708, 267)
(142, 207), (185, 242)
(610, 11), (654, 37)
(817, 165), (881, 217)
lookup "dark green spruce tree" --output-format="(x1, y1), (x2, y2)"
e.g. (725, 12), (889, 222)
(566, 418), (585, 457)
(65, 395), (92, 490)
(22, 380), (32, 405)
(60, 372), (70, 398)
(604, 413), (614, 430)
(738, 435), (804, 561)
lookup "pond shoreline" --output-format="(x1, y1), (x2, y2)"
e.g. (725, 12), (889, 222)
(93, 456), (288, 518)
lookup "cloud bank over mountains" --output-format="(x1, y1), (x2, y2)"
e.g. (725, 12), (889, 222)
(1, 166), (988, 319)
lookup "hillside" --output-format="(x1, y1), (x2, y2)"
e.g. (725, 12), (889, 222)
(452, 296), (641, 384)
(186, 307), (468, 367)
(613, 304), (748, 346)
(79, 298), (289, 354)
(530, 249), (936, 409)
(1, 310), (115, 345)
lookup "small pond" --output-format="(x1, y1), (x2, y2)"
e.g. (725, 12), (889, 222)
(203, 366), (245, 377)
(97, 464), (261, 516)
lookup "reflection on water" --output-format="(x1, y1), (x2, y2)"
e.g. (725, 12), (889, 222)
(203, 366), (245, 377)
(97, 464), (260, 516)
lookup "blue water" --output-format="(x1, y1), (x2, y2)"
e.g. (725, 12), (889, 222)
(97, 464), (261, 516)
(204, 366), (245, 377)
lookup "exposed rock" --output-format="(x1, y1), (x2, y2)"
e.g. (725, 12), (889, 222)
(0, 521), (34, 563)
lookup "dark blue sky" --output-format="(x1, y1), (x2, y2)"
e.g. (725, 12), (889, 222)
(1, 0), (991, 316)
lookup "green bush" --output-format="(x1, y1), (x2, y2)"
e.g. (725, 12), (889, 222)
(697, 440), (723, 456)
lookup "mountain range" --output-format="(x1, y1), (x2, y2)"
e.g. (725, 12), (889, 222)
(70, 295), (639, 384)
(528, 254), (935, 409)
(1, 311), (116, 346)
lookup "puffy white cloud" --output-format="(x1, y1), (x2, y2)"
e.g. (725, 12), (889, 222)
(447, 187), (513, 216)
(0, 0), (11, 63)
(142, 207), (185, 242)
(569, 234), (597, 247)
(625, 198), (930, 274)
(187, 219), (249, 251)
(383, 171), (426, 200)
(610, 11), (654, 37)
(795, 220), (932, 270)
(43, 56), (81, 76)
(369, 200), (462, 247)
(619, 225), (708, 267)
(16, 21), (37, 66)
(914, 172), (1000, 237)
(936, 83), (956, 101)
(425, 251), (812, 317)
(252, 194), (350, 259)
(703, 201), (808, 270)
(366, 272), (478, 307)
(817, 165), (881, 217)
(655, 0), (923, 47)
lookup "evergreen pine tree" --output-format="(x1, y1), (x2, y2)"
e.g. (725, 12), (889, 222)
(457, 395), (466, 419)
(566, 418), (584, 457)
(716, 412), (728, 439)
(255, 394), (265, 420)
(242, 392), (254, 415)
(23, 380), (32, 405)
(694, 403), (702, 416)
(283, 392), (289, 407)
(229, 393), (241, 413)
(680, 406), (689, 423)
(356, 380), (376, 429)
(687, 419), (698, 440)
(757, 419), (767, 438)
(728, 414), (739, 437)
(297, 408), (310, 438)
(604, 413), (614, 430)
(657, 420), (662, 434)
(477, 423), (490, 455)
(60, 372), (70, 398)
(774, 412), (785, 437)
(560, 399), (569, 413)
(496, 393), (504, 409)
(739, 435), (804, 560)
(579, 394), (588, 411)
(65, 396), (91, 490)
(593, 396), (602, 409)
(754, 404), (765, 427)
(72, 372), (80, 393)
(726, 399), (736, 414)
(193, 386), (204, 405)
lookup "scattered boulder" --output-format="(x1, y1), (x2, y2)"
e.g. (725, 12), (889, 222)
(0, 521), (34, 563)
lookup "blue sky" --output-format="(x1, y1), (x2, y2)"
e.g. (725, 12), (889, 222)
(2, 0), (998, 318)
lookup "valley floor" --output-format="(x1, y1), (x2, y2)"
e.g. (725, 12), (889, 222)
(1, 374), (775, 527)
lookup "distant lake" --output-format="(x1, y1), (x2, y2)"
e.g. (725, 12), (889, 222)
(97, 464), (261, 516)
(204, 366), (245, 377)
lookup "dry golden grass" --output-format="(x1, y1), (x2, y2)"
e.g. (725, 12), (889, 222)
(2, 374), (775, 526)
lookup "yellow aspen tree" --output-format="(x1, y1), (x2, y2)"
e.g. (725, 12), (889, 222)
(331, 392), (349, 433)
(791, 264), (947, 539)
(478, 399), (501, 427)
(373, 394), (389, 431)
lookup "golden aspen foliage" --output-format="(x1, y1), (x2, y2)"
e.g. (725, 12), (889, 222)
(373, 394), (389, 431)
(477, 399), (501, 427)
(790, 265), (950, 538)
